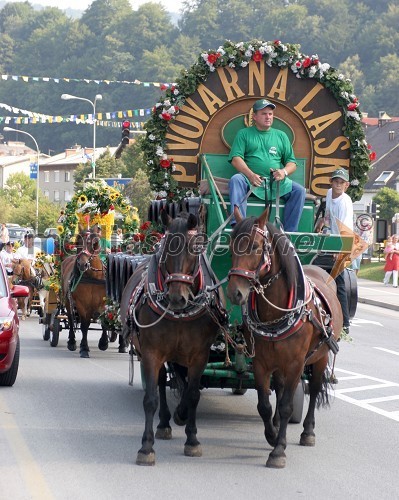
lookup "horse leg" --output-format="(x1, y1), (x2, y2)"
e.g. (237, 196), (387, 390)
(271, 372), (284, 431)
(300, 356), (328, 447)
(67, 310), (77, 351)
(137, 357), (163, 466)
(266, 374), (301, 469)
(179, 364), (206, 458)
(155, 364), (172, 440)
(98, 326), (109, 351)
(79, 319), (90, 358)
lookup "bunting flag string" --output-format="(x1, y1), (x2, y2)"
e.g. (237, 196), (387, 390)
(0, 116), (147, 129)
(0, 102), (152, 126)
(1, 74), (174, 88)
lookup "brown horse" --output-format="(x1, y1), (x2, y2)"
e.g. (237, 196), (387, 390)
(226, 207), (342, 468)
(120, 211), (227, 466)
(61, 227), (126, 358)
(12, 258), (37, 320)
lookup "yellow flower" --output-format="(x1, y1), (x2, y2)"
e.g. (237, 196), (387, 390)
(57, 225), (64, 234)
(78, 194), (88, 204)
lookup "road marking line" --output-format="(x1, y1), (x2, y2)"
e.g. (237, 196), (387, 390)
(332, 368), (399, 422)
(0, 397), (54, 500)
(335, 383), (397, 394)
(374, 347), (399, 356)
(329, 392), (399, 422)
(360, 395), (399, 404)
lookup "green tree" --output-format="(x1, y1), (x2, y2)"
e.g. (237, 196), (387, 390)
(124, 168), (153, 222)
(73, 149), (125, 191)
(373, 188), (399, 222)
(0, 172), (60, 233)
(119, 137), (147, 178)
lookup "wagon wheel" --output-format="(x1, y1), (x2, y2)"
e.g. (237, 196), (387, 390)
(42, 312), (52, 341)
(50, 315), (61, 347)
(289, 381), (305, 424)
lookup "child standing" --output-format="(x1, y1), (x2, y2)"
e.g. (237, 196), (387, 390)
(383, 235), (399, 287)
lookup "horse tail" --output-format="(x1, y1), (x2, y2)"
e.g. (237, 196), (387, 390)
(315, 366), (334, 409)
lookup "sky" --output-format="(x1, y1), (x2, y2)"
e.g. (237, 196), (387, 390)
(10, 0), (184, 13)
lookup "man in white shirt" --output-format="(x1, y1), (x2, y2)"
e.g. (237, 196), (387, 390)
(15, 233), (41, 263)
(315, 168), (353, 334)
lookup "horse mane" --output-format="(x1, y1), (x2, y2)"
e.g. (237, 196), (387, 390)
(232, 217), (298, 289)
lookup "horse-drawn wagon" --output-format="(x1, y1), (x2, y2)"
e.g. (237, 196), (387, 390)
(41, 180), (140, 355)
(106, 40), (371, 467)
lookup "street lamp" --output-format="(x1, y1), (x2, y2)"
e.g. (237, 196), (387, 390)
(3, 127), (40, 235)
(61, 93), (102, 179)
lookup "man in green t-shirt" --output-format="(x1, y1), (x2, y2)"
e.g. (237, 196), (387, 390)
(228, 99), (306, 231)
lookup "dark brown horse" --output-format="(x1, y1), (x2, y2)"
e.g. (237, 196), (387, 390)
(226, 207), (342, 468)
(120, 211), (227, 466)
(61, 227), (126, 358)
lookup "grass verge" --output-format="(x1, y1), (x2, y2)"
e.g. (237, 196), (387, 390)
(357, 261), (385, 282)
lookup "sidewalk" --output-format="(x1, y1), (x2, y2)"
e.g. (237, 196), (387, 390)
(357, 278), (399, 311)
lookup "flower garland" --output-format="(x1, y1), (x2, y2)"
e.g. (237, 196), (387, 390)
(141, 40), (370, 202)
(98, 297), (122, 332)
(57, 179), (140, 241)
(34, 253), (61, 294)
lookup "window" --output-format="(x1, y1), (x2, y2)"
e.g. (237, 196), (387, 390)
(64, 191), (71, 202)
(44, 190), (49, 199)
(44, 171), (50, 183)
(374, 171), (394, 185)
(65, 171), (71, 182)
(54, 171), (60, 182)
(54, 190), (60, 202)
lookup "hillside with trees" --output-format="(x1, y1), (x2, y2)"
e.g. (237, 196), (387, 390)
(0, 0), (397, 157)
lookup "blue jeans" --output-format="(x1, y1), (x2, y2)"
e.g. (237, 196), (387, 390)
(228, 173), (306, 231)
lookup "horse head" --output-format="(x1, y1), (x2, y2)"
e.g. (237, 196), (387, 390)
(160, 210), (206, 310)
(227, 206), (296, 306)
(75, 227), (102, 273)
(12, 258), (37, 284)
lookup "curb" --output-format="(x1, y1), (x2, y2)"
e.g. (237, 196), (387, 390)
(358, 297), (399, 312)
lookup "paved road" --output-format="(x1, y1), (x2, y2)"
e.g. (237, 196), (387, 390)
(1, 303), (399, 500)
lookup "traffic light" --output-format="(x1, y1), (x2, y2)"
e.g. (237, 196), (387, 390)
(121, 120), (130, 146)
(371, 202), (381, 219)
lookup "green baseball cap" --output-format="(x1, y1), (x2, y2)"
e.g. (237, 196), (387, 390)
(253, 99), (276, 112)
(331, 168), (349, 182)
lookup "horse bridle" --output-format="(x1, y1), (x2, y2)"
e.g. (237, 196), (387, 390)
(76, 249), (104, 272)
(159, 230), (204, 288)
(228, 225), (273, 286)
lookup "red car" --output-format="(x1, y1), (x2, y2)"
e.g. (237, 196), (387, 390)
(0, 260), (30, 386)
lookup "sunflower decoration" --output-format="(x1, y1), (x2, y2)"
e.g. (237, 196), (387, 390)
(60, 179), (140, 243)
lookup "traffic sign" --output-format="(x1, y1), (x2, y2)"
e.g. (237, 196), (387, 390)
(30, 162), (38, 179)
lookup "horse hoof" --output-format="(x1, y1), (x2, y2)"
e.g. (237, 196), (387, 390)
(118, 346), (127, 353)
(173, 410), (186, 427)
(300, 433), (316, 446)
(21, 315), (26, 321)
(155, 427), (172, 440)
(136, 451), (155, 466)
(266, 453), (286, 469)
(98, 341), (108, 351)
(80, 349), (90, 358)
(184, 444), (202, 457)
(67, 342), (77, 352)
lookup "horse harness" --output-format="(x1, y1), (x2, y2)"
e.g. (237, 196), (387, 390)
(228, 225), (339, 357)
(127, 250), (227, 334)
